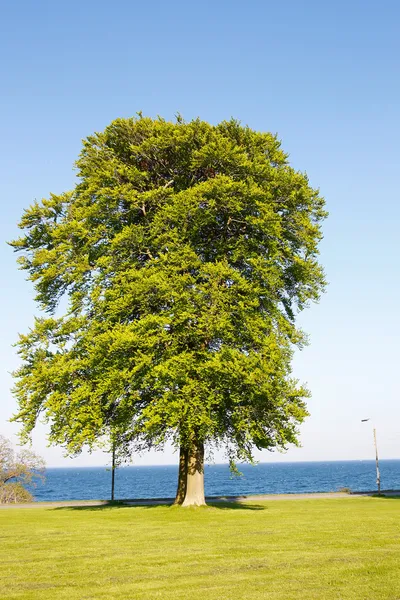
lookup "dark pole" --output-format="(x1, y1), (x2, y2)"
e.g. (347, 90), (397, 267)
(361, 419), (381, 494)
(373, 428), (381, 494)
(111, 440), (116, 501)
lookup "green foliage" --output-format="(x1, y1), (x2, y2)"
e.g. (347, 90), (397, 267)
(10, 115), (327, 461)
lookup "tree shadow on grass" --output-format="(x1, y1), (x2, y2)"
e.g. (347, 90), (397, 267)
(370, 494), (400, 500)
(53, 501), (266, 512)
(53, 502), (131, 511)
(207, 501), (266, 511)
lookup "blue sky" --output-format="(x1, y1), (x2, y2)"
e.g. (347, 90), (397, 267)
(1, 0), (399, 466)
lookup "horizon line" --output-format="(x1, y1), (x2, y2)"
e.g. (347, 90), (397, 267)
(44, 457), (400, 468)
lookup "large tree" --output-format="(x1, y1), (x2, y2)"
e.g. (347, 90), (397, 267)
(11, 116), (326, 506)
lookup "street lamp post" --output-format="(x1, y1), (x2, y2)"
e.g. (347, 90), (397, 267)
(361, 419), (381, 493)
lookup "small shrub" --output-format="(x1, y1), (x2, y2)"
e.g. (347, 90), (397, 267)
(0, 435), (45, 504)
(0, 482), (33, 503)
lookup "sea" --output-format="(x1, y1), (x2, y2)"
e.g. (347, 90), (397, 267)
(31, 460), (400, 502)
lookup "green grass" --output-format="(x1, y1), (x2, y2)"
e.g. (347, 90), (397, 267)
(1, 497), (400, 599)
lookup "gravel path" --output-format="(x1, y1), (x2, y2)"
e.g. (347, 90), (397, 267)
(1, 490), (398, 509)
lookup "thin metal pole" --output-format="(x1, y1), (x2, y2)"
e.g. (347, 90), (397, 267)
(373, 428), (381, 493)
(111, 441), (116, 501)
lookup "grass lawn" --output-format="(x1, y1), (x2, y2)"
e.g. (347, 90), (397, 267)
(1, 497), (400, 599)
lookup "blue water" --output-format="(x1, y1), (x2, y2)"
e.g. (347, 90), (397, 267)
(31, 460), (400, 501)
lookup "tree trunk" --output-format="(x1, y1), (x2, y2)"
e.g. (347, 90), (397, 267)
(174, 445), (188, 505)
(181, 438), (206, 507)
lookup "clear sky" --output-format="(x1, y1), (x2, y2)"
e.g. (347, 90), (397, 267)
(1, 0), (400, 467)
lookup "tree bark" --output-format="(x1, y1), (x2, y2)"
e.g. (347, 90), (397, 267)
(181, 438), (206, 506)
(174, 445), (188, 505)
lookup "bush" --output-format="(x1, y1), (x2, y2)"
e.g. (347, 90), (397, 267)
(0, 482), (33, 503)
(0, 435), (45, 504)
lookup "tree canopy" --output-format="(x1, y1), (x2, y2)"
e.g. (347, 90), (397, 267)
(11, 115), (327, 505)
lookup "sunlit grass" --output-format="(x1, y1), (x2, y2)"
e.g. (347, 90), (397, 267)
(1, 497), (400, 599)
